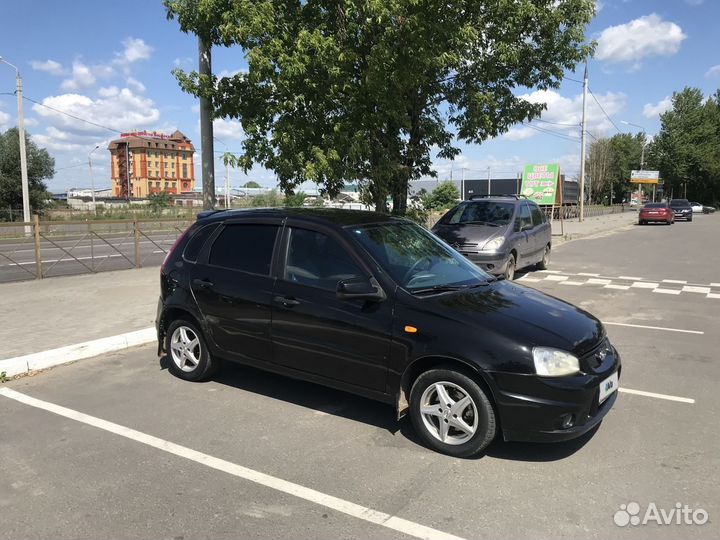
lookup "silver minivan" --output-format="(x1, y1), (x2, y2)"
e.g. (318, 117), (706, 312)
(431, 196), (552, 280)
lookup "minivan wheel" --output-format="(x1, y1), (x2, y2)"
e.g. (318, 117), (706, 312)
(166, 319), (217, 381)
(537, 244), (550, 270)
(409, 369), (497, 458)
(505, 253), (516, 281)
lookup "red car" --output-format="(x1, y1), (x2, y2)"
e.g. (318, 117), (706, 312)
(639, 202), (674, 225)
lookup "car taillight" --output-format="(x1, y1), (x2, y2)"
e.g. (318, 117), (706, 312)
(162, 227), (191, 273)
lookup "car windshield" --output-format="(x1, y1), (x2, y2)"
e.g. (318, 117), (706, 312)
(670, 199), (690, 207)
(444, 201), (515, 226)
(644, 203), (665, 208)
(349, 221), (492, 292)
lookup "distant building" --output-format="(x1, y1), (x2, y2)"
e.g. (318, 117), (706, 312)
(107, 130), (196, 198)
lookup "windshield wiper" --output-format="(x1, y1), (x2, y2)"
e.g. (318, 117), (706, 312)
(461, 220), (501, 227)
(411, 282), (491, 295)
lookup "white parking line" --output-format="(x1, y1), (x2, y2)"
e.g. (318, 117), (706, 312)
(0, 388), (465, 540)
(604, 284), (630, 290)
(619, 388), (695, 404)
(631, 282), (659, 289)
(577, 272), (600, 277)
(618, 276), (643, 281)
(682, 286), (711, 294)
(653, 288), (681, 295)
(559, 280), (584, 286)
(662, 279), (687, 284)
(544, 275), (569, 281)
(604, 322), (704, 335)
(587, 278), (612, 285)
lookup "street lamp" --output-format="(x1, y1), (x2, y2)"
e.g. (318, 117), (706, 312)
(0, 55), (30, 232)
(88, 145), (100, 216)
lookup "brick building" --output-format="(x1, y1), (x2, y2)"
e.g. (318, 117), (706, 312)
(108, 130), (196, 198)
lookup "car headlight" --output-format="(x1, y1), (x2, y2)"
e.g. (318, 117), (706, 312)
(532, 347), (580, 376)
(481, 237), (504, 252)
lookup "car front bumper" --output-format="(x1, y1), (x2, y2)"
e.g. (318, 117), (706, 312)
(461, 251), (510, 275)
(488, 355), (621, 443)
(673, 211), (692, 220)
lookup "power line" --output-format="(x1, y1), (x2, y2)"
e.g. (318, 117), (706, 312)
(535, 118), (580, 127)
(587, 88), (622, 134)
(526, 124), (581, 143)
(23, 95), (122, 134)
(564, 76), (583, 84)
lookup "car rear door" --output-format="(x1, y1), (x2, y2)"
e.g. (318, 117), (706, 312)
(190, 218), (281, 364)
(270, 220), (393, 392)
(513, 202), (534, 264)
(529, 203), (550, 262)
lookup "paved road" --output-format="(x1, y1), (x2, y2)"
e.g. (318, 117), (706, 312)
(0, 231), (182, 282)
(1, 214), (718, 539)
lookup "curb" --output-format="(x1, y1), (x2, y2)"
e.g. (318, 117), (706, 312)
(0, 327), (156, 378)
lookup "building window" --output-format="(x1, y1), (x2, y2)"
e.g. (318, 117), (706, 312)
(165, 182), (169, 188)
(182, 152), (187, 160)
(172, 172), (176, 178)
(182, 164), (188, 178)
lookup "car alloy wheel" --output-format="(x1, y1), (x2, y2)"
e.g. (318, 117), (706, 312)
(505, 254), (516, 281)
(537, 244), (550, 270)
(419, 382), (479, 445)
(165, 319), (218, 381)
(170, 325), (202, 373)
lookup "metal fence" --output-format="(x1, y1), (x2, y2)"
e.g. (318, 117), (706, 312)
(0, 216), (193, 283)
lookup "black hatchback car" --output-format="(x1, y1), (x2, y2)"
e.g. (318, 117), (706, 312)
(157, 208), (620, 457)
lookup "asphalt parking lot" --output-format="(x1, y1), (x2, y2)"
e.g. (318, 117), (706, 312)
(1, 213), (718, 539)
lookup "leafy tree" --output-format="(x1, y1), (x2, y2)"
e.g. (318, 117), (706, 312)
(423, 181), (460, 210)
(166, 0), (596, 214)
(0, 127), (55, 217)
(243, 180), (261, 188)
(148, 191), (172, 213)
(607, 133), (647, 204)
(650, 87), (720, 204)
(585, 136), (613, 204)
(251, 189), (282, 207)
(284, 191), (307, 207)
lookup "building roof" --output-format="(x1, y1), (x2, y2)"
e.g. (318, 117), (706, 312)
(107, 130), (195, 152)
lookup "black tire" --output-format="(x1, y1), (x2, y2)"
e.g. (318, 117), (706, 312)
(688, 217), (693, 222)
(536, 244), (551, 270)
(165, 319), (218, 381)
(505, 253), (516, 281)
(639, 220), (645, 225)
(409, 368), (497, 458)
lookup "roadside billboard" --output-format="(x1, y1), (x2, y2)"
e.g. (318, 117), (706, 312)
(520, 164), (560, 205)
(630, 170), (660, 184)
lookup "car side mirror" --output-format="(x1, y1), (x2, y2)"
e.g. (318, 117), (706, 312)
(336, 277), (386, 302)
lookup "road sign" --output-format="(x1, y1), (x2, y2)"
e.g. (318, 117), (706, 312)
(520, 164), (560, 205)
(630, 170), (660, 184)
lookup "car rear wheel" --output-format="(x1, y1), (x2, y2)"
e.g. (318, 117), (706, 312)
(166, 319), (217, 381)
(537, 244), (551, 270)
(409, 369), (497, 458)
(639, 220), (645, 225)
(505, 253), (516, 281)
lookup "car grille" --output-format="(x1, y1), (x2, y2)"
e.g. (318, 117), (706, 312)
(581, 338), (615, 373)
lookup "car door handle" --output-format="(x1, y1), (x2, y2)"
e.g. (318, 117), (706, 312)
(274, 295), (300, 307)
(192, 278), (214, 289)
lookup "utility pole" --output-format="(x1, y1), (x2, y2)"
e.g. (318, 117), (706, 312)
(461, 168), (466, 200)
(225, 161), (230, 209)
(88, 145), (100, 216)
(199, 37), (215, 209)
(0, 57), (30, 233)
(579, 60), (588, 222)
(487, 166), (491, 196)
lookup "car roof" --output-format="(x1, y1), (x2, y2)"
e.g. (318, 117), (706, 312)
(197, 207), (406, 227)
(464, 196), (528, 205)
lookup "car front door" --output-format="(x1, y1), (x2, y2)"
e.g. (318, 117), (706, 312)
(270, 222), (393, 392)
(512, 202), (533, 265)
(529, 203), (550, 263)
(190, 219), (281, 364)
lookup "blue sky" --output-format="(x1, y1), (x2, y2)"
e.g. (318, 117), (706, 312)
(1, 0), (719, 193)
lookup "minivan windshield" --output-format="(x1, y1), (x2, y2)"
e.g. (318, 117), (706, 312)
(349, 222), (493, 292)
(443, 201), (515, 226)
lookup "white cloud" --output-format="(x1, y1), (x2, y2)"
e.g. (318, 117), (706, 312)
(61, 62), (96, 91)
(174, 57), (192, 67)
(596, 14), (686, 64)
(503, 89), (626, 141)
(30, 59), (65, 76)
(685, 0), (703, 5)
(24, 117), (38, 127)
(116, 37), (152, 64)
(0, 110), (11, 131)
(595, 0), (604, 12)
(217, 68), (247, 79)
(643, 96), (672, 118)
(213, 118), (245, 140)
(31, 89), (160, 152)
(705, 65), (720, 78)
(126, 77), (146, 93)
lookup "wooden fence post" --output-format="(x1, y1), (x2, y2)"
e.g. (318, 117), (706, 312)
(33, 214), (43, 279)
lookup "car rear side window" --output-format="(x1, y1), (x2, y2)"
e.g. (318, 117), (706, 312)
(183, 223), (219, 262)
(530, 205), (545, 226)
(209, 224), (278, 275)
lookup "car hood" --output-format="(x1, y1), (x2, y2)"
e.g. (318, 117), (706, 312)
(423, 280), (604, 357)
(432, 222), (508, 249)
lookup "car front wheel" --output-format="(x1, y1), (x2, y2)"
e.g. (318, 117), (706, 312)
(409, 368), (497, 458)
(505, 253), (516, 280)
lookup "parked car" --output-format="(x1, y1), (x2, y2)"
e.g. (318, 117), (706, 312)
(156, 208), (620, 458)
(703, 205), (716, 214)
(669, 199), (693, 222)
(638, 202), (673, 225)
(690, 202), (704, 213)
(430, 196), (551, 280)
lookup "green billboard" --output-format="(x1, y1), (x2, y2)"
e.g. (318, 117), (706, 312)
(520, 163), (560, 205)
